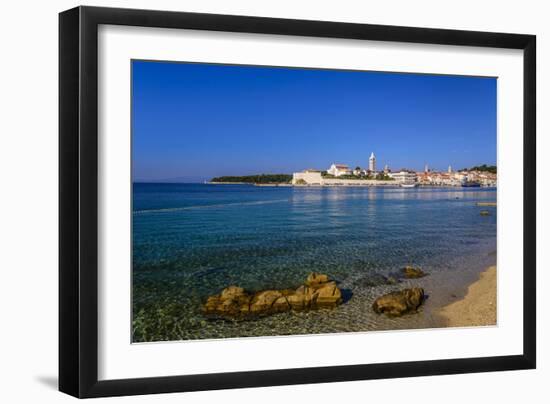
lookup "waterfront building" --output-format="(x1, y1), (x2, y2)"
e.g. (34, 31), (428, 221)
(292, 170), (323, 185)
(416, 172), (430, 185)
(369, 152), (376, 172)
(448, 165), (452, 173)
(389, 170), (417, 183)
(327, 163), (352, 177)
(384, 164), (389, 174)
(477, 172), (497, 187)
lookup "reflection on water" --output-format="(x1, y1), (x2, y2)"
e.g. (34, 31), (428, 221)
(132, 184), (497, 342)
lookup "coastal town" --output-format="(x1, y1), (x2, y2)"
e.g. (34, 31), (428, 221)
(291, 152), (497, 187)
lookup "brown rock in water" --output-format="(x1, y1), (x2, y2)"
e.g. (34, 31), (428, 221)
(202, 286), (252, 316)
(203, 295), (222, 313)
(305, 272), (329, 286)
(201, 272), (342, 319)
(250, 290), (283, 314)
(480, 210), (491, 216)
(313, 281), (342, 307)
(402, 266), (427, 278)
(286, 292), (308, 310)
(288, 285), (314, 310)
(272, 296), (291, 312)
(476, 202), (497, 207)
(220, 285), (246, 300)
(372, 288), (425, 317)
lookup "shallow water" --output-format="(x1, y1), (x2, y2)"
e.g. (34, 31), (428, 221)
(132, 184), (496, 342)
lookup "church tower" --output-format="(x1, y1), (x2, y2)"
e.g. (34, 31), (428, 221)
(369, 152), (376, 172)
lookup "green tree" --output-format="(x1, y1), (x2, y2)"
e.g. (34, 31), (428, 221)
(210, 174), (292, 184)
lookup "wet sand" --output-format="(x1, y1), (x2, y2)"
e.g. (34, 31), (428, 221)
(437, 265), (496, 327)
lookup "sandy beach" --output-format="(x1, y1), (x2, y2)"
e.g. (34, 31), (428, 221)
(438, 265), (497, 327)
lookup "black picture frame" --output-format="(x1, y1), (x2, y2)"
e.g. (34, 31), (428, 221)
(59, 5), (536, 398)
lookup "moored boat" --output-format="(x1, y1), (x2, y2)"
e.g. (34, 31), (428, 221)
(461, 181), (481, 187)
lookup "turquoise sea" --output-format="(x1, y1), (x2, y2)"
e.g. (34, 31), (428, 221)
(132, 183), (497, 342)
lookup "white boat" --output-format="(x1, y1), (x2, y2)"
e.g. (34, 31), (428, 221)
(400, 183), (418, 188)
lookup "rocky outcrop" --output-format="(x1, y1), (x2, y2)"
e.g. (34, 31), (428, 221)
(305, 272), (329, 286)
(402, 266), (427, 279)
(480, 210), (491, 216)
(372, 288), (425, 317)
(250, 290), (290, 314)
(476, 202), (497, 207)
(202, 273), (343, 319)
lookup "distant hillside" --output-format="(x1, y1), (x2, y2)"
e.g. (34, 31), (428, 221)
(210, 174), (292, 184)
(467, 164), (497, 174)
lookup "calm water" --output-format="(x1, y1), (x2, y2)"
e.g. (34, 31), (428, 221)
(132, 183), (497, 342)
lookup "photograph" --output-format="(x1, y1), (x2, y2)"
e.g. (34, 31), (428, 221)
(131, 60), (498, 343)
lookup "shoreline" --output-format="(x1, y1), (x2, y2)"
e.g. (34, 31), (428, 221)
(436, 265), (497, 327)
(207, 181), (496, 189)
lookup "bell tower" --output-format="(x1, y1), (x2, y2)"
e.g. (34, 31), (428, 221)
(369, 152), (376, 172)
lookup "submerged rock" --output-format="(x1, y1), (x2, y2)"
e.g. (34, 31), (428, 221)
(355, 273), (399, 288)
(480, 210), (491, 216)
(476, 202), (497, 207)
(372, 288), (425, 317)
(202, 273), (343, 319)
(402, 266), (427, 279)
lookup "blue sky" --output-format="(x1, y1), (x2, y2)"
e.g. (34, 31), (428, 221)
(132, 60), (496, 182)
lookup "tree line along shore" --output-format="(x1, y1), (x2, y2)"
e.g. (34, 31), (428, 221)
(209, 174), (292, 184)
